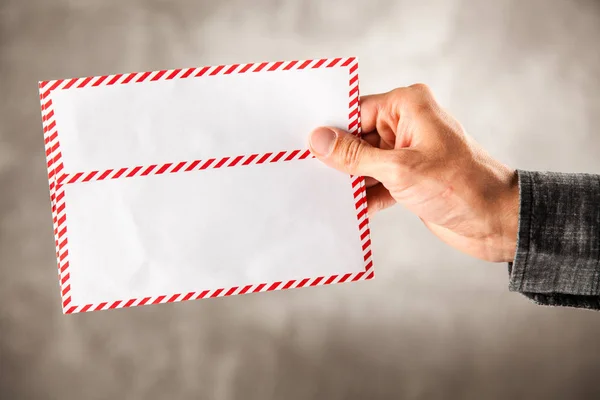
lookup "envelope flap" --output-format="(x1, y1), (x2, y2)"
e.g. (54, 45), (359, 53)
(46, 60), (354, 173)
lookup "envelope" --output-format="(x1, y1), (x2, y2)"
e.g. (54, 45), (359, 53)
(38, 57), (373, 314)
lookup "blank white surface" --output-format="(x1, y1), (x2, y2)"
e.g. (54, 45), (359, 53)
(65, 160), (364, 305)
(51, 67), (349, 172)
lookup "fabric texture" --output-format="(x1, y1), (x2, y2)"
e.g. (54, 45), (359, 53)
(509, 170), (600, 310)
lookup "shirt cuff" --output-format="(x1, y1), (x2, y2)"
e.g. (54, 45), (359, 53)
(508, 170), (600, 309)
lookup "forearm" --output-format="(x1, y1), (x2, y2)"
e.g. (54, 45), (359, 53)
(509, 170), (600, 310)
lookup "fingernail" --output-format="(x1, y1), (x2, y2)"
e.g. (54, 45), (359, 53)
(310, 127), (336, 156)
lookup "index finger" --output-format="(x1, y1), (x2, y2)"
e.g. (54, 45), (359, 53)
(359, 93), (388, 134)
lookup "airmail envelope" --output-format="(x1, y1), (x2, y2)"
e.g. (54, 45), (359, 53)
(38, 57), (373, 314)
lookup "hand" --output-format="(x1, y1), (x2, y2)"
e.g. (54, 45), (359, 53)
(308, 84), (519, 263)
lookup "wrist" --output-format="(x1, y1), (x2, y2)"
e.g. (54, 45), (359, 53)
(496, 169), (520, 262)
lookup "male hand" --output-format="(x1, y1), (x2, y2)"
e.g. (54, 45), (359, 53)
(308, 84), (519, 263)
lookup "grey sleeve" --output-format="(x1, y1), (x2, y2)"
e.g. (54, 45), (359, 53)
(508, 170), (600, 310)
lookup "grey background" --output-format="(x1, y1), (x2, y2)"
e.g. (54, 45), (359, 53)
(1, 0), (600, 399)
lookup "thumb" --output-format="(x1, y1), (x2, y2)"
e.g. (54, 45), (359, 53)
(309, 127), (390, 181)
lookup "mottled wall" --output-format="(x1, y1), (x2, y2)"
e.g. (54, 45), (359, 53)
(1, 0), (600, 399)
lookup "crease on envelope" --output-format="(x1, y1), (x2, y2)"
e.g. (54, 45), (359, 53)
(109, 186), (150, 294)
(125, 192), (153, 292)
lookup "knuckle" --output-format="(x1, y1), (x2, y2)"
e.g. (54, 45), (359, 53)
(384, 151), (417, 187)
(389, 87), (408, 97)
(408, 84), (437, 114)
(409, 83), (432, 95)
(338, 138), (364, 172)
(414, 101), (434, 115)
(387, 157), (407, 186)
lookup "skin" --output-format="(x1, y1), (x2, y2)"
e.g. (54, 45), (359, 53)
(308, 84), (519, 263)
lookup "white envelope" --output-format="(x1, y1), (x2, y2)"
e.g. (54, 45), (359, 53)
(38, 57), (373, 314)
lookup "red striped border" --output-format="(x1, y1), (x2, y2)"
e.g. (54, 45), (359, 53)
(56, 149), (313, 186)
(38, 57), (373, 314)
(38, 58), (352, 100)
